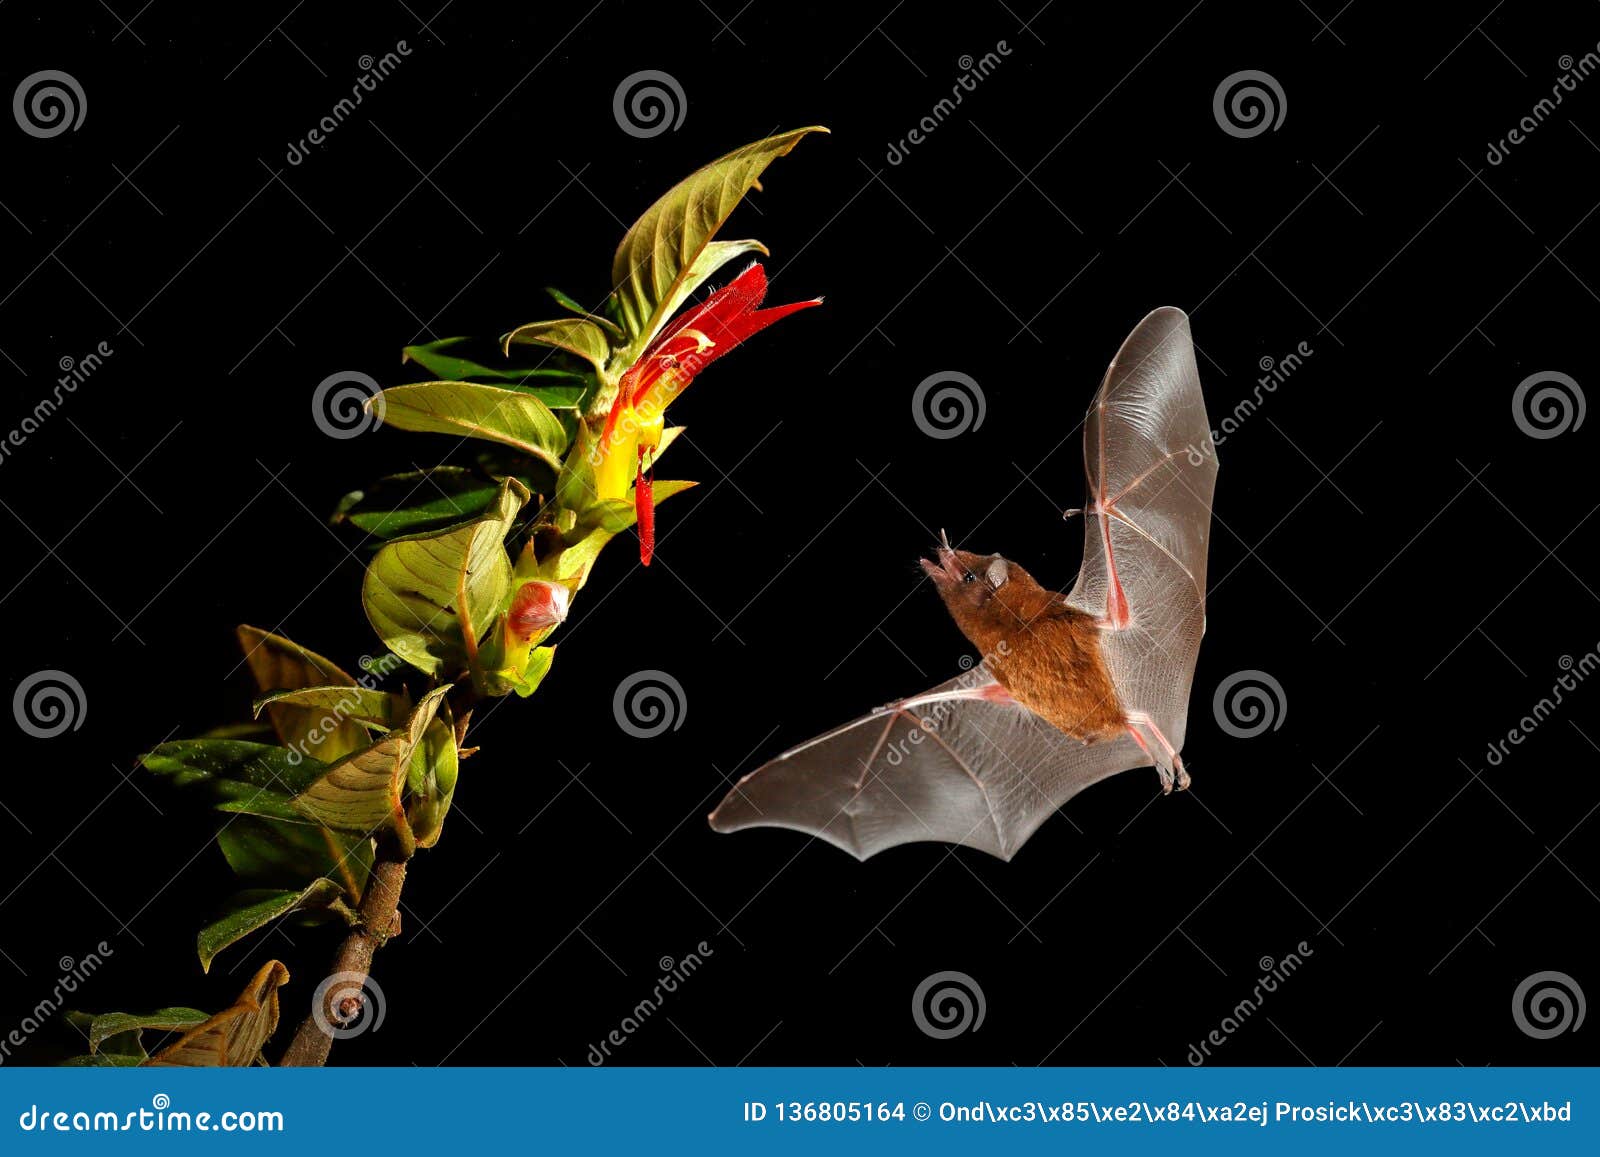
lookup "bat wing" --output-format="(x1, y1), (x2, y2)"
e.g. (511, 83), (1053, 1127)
(709, 671), (1148, 861)
(710, 307), (1216, 860)
(1067, 306), (1217, 760)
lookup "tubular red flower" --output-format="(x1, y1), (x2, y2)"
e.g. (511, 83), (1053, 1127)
(635, 463), (655, 567)
(629, 262), (822, 417)
(600, 261), (821, 567)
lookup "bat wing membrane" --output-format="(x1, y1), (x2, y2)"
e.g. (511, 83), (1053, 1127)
(709, 672), (1147, 861)
(1067, 307), (1217, 757)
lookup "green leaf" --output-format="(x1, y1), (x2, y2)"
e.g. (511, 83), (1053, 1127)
(335, 468), (508, 541)
(62, 1052), (144, 1066)
(292, 686), (452, 842)
(147, 960), (289, 1066)
(253, 685), (409, 732)
(501, 317), (614, 378)
(363, 478), (528, 677)
(197, 880), (348, 973)
(577, 480), (696, 534)
(405, 714), (459, 848)
(405, 337), (587, 385)
(609, 127), (827, 348)
(555, 420), (601, 514)
(237, 626), (368, 763)
(142, 740), (325, 823)
(542, 287), (625, 340)
(379, 381), (568, 470)
(83, 1008), (208, 1054)
(215, 814), (373, 896)
(507, 644), (556, 699)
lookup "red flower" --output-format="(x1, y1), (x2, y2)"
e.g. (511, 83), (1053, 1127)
(597, 262), (820, 564)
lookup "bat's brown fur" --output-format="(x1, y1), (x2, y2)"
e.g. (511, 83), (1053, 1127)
(924, 547), (1127, 742)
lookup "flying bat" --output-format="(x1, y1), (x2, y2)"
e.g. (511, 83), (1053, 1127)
(709, 307), (1218, 861)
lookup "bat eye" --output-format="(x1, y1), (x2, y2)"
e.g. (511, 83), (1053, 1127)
(986, 558), (1009, 588)
(960, 570), (976, 584)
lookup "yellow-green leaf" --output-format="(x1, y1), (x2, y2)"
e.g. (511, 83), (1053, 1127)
(362, 478), (527, 677)
(292, 686), (452, 841)
(145, 960), (289, 1067)
(609, 127), (826, 348)
(236, 626), (367, 763)
(378, 381), (567, 470)
(576, 480), (696, 534)
(405, 714), (459, 848)
(501, 317), (613, 377)
(252, 685), (410, 733)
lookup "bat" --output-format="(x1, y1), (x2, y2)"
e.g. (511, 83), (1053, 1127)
(709, 307), (1218, 861)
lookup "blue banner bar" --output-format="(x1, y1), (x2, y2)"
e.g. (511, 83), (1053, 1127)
(3, 1067), (1594, 1153)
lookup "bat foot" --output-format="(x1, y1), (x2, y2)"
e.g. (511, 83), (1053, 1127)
(1128, 713), (1188, 794)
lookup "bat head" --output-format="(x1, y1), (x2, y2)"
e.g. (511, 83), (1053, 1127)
(920, 534), (1048, 648)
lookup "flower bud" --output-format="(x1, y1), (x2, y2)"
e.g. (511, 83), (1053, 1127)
(507, 580), (570, 640)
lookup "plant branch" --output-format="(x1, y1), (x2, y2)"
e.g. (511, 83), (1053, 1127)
(278, 850), (408, 1067)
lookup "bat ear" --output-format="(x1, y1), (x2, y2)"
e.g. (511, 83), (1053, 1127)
(985, 557), (1009, 588)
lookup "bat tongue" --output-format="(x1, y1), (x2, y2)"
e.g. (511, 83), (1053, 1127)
(920, 542), (963, 584)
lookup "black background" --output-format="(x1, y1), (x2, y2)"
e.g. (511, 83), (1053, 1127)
(2, 1), (1597, 1068)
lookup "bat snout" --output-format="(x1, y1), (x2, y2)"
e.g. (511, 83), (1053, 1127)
(920, 543), (964, 585)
